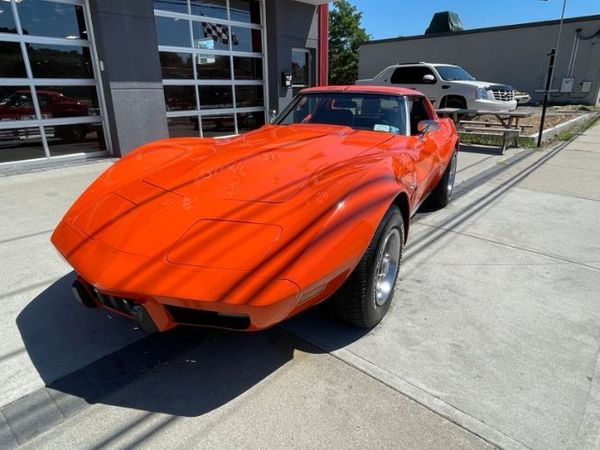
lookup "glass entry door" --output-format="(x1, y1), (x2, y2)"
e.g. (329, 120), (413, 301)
(0, 0), (109, 165)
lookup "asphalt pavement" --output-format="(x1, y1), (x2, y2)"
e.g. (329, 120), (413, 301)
(1, 121), (599, 449)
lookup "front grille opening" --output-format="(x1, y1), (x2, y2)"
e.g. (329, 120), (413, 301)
(93, 289), (137, 317)
(492, 90), (515, 102)
(166, 305), (250, 330)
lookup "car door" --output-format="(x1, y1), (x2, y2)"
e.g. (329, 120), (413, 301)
(405, 96), (441, 206)
(390, 66), (440, 106)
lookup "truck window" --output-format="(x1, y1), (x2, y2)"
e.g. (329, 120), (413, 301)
(391, 67), (436, 84)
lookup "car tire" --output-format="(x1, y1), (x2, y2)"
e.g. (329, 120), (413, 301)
(430, 150), (458, 207)
(332, 206), (404, 328)
(445, 96), (467, 109)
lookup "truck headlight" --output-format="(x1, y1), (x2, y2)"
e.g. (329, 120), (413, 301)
(476, 87), (488, 100)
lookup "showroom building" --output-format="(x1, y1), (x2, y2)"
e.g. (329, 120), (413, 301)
(0, 0), (329, 167)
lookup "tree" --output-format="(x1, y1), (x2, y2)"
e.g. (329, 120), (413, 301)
(329, 0), (371, 85)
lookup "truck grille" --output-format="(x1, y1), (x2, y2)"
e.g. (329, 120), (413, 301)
(491, 89), (514, 102)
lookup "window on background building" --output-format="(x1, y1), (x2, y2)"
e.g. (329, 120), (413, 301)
(0, 0), (107, 165)
(291, 48), (311, 96)
(154, 0), (267, 137)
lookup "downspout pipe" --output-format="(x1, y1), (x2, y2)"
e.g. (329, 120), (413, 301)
(318, 4), (329, 86)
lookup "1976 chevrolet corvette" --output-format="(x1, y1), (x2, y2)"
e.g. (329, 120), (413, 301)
(52, 86), (459, 332)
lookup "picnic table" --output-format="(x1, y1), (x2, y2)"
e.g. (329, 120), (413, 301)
(436, 108), (533, 153)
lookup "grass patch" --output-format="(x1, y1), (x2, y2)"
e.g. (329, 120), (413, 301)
(556, 115), (599, 141)
(459, 133), (536, 148)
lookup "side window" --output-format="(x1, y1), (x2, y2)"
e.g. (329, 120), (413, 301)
(408, 97), (432, 135)
(391, 67), (436, 85)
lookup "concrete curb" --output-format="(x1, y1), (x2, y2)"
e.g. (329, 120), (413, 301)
(0, 334), (170, 449)
(527, 111), (599, 143)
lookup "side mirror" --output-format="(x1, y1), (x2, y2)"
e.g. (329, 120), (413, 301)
(422, 74), (436, 84)
(417, 120), (440, 134)
(269, 109), (278, 124)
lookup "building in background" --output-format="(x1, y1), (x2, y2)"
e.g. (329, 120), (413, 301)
(0, 0), (329, 168)
(359, 14), (600, 108)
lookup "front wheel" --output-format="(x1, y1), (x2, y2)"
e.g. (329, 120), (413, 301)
(331, 206), (404, 328)
(430, 150), (458, 208)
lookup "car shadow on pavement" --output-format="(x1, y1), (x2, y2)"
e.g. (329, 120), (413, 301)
(16, 273), (369, 417)
(459, 144), (504, 155)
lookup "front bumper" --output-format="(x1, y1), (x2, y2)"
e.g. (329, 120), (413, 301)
(53, 219), (300, 332)
(469, 99), (518, 112)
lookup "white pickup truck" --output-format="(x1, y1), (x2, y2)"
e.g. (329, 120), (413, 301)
(357, 62), (518, 112)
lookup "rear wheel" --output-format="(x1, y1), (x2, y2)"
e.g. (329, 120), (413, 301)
(332, 206), (404, 328)
(430, 150), (458, 207)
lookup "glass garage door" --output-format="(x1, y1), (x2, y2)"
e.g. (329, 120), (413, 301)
(154, 0), (267, 138)
(0, 0), (108, 165)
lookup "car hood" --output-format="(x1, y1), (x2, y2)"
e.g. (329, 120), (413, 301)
(68, 124), (394, 261)
(143, 124), (391, 203)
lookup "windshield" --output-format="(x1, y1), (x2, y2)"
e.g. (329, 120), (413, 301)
(435, 65), (476, 81)
(275, 93), (408, 135)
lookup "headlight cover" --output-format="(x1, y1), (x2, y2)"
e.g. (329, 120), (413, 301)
(476, 87), (489, 100)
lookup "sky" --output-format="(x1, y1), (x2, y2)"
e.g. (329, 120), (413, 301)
(349, 0), (600, 40)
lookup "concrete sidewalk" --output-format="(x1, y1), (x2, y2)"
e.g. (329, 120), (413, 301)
(1, 122), (599, 449)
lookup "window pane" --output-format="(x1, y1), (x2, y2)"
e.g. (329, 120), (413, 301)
(160, 52), (194, 79)
(202, 114), (234, 137)
(197, 54), (231, 79)
(0, 2), (17, 33)
(292, 50), (309, 86)
(192, 21), (230, 51)
(154, 0), (188, 14)
(391, 67), (434, 84)
(231, 26), (261, 53)
(190, 0), (228, 20)
(164, 85), (197, 111)
(156, 16), (191, 47)
(198, 85), (232, 109)
(237, 111), (264, 133)
(229, 0), (261, 24)
(36, 86), (99, 119)
(168, 116), (200, 137)
(233, 56), (262, 80)
(17, 0), (87, 39)
(45, 123), (106, 156)
(0, 42), (27, 78)
(0, 127), (45, 162)
(0, 86), (35, 120)
(27, 44), (93, 78)
(235, 85), (263, 108)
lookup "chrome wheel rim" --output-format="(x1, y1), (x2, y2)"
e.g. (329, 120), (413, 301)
(447, 152), (457, 197)
(374, 228), (401, 306)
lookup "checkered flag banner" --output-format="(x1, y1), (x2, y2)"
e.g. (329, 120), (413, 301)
(202, 22), (238, 46)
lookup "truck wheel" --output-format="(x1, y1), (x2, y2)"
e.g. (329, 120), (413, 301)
(430, 150), (458, 207)
(332, 206), (404, 328)
(445, 96), (467, 109)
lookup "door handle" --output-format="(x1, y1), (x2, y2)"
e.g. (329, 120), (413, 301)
(442, 85), (451, 89)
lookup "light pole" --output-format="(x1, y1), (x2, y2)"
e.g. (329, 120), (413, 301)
(538, 0), (567, 147)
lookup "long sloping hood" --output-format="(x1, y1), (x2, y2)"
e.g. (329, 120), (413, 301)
(65, 125), (395, 264)
(143, 124), (393, 203)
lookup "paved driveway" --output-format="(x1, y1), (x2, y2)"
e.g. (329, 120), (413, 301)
(1, 122), (599, 449)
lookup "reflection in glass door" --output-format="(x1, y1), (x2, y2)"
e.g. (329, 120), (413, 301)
(0, 0), (109, 165)
(154, 0), (267, 138)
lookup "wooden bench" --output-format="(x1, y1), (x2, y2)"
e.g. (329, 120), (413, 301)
(459, 126), (520, 154)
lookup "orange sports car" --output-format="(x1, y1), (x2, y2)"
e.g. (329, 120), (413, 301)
(52, 86), (459, 333)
